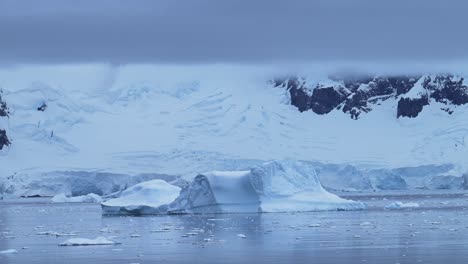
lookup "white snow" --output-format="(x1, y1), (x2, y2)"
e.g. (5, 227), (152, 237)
(51, 193), (102, 203)
(401, 77), (429, 100)
(59, 237), (121, 246)
(167, 160), (365, 214)
(101, 179), (181, 215)
(1, 64), (468, 196)
(0, 249), (17, 254)
(384, 201), (420, 210)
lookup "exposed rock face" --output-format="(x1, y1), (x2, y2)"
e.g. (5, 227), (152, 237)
(424, 75), (468, 105)
(277, 77), (350, 114)
(397, 97), (429, 118)
(0, 129), (10, 150)
(0, 90), (10, 149)
(310, 87), (350, 114)
(37, 102), (48, 112)
(0, 90), (8, 117)
(276, 74), (468, 119)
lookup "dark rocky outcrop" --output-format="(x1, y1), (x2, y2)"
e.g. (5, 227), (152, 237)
(397, 97), (429, 118)
(0, 129), (10, 150)
(0, 90), (8, 117)
(276, 77), (349, 114)
(423, 75), (468, 105)
(389, 76), (421, 95)
(310, 87), (350, 114)
(276, 74), (468, 119)
(37, 102), (48, 112)
(341, 76), (420, 119)
(0, 89), (10, 149)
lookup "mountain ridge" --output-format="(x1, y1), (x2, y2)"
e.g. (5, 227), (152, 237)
(274, 74), (468, 119)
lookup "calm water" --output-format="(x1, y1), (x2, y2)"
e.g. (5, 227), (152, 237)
(1, 193), (468, 264)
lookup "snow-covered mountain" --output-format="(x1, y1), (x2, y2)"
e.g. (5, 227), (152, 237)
(0, 65), (467, 195)
(275, 74), (468, 119)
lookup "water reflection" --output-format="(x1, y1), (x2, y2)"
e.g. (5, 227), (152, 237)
(1, 196), (468, 263)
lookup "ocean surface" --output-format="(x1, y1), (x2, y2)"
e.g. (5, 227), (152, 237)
(1, 192), (468, 264)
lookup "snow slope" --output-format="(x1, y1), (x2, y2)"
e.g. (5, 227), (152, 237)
(0, 64), (467, 192)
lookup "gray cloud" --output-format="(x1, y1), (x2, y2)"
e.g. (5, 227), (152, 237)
(1, 0), (467, 64)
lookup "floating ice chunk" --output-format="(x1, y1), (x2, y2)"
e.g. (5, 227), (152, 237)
(59, 237), (121, 246)
(384, 201), (420, 210)
(167, 160), (365, 214)
(0, 249), (17, 254)
(167, 170), (259, 213)
(101, 180), (181, 215)
(52, 193), (102, 203)
(237, 234), (247, 239)
(37, 231), (77, 237)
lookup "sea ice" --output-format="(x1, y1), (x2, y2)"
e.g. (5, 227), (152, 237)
(51, 193), (102, 203)
(0, 249), (17, 254)
(385, 201), (420, 210)
(59, 237), (121, 246)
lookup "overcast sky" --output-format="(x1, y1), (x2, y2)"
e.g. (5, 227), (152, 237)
(1, 0), (467, 65)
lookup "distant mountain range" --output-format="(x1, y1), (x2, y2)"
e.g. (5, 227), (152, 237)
(274, 74), (468, 119)
(1, 68), (467, 180)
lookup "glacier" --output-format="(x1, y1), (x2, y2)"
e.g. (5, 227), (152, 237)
(0, 64), (467, 197)
(0, 169), (181, 199)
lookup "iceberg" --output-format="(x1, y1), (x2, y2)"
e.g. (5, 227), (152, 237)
(0, 249), (17, 254)
(101, 179), (181, 215)
(59, 237), (121, 246)
(51, 193), (102, 203)
(384, 201), (420, 210)
(167, 160), (365, 214)
(167, 170), (260, 214)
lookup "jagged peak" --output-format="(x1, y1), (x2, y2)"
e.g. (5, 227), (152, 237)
(274, 73), (468, 119)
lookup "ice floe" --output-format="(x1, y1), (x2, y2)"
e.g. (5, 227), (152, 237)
(51, 193), (102, 203)
(385, 201), (420, 210)
(0, 249), (17, 254)
(59, 237), (121, 246)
